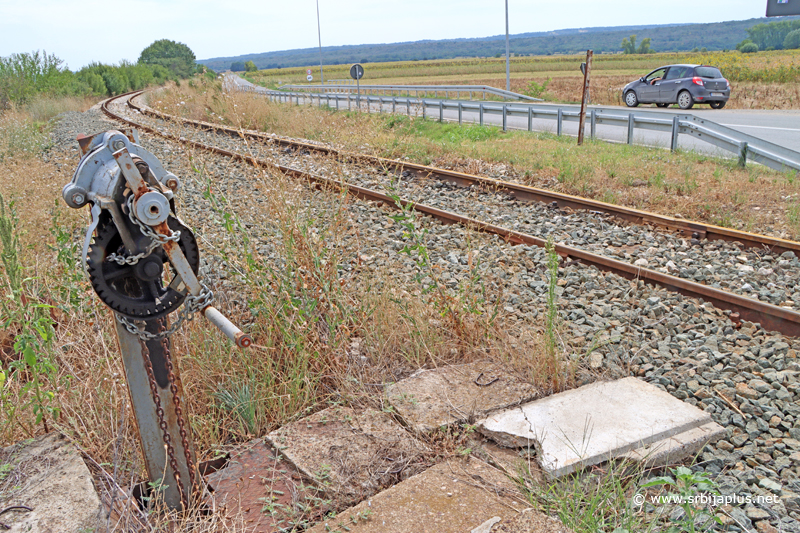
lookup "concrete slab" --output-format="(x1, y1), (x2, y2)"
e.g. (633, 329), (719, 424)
(204, 439), (322, 532)
(622, 421), (725, 467)
(386, 362), (539, 434)
(306, 458), (539, 533)
(477, 377), (714, 477)
(0, 433), (103, 533)
(266, 406), (429, 508)
(489, 508), (573, 533)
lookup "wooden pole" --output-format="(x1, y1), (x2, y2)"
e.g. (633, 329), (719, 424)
(578, 50), (593, 146)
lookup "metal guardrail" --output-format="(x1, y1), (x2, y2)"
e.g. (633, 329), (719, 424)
(278, 83), (543, 102)
(234, 80), (800, 174)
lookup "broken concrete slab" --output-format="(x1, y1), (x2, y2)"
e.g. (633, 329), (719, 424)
(386, 362), (539, 434)
(266, 406), (429, 508)
(622, 421), (725, 467)
(204, 439), (323, 532)
(306, 458), (541, 533)
(0, 433), (103, 533)
(478, 377), (719, 477)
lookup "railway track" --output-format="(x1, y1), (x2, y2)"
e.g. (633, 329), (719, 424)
(101, 90), (800, 338)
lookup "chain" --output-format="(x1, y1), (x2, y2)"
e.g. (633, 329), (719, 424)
(159, 317), (198, 495)
(114, 284), (214, 341)
(106, 239), (160, 265)
(138, 332), (188, 509)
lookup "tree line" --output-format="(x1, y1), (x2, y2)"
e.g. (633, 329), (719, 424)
(0, 40), (212, 109)
(737, 19), (800, 53)
(201, 17), (795, 71)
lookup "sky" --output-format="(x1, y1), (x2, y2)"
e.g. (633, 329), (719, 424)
(0, 0), (767, 70)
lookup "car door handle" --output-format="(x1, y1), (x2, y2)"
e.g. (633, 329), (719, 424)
(674, 81), (681, 83)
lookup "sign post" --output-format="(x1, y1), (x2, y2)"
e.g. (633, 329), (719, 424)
(350, 63), (364, 110)
(577, 50), (593, 146)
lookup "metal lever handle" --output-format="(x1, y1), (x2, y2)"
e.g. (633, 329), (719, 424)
(203, 306), (252, 348)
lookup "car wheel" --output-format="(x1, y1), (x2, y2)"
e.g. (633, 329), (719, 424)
(677, 91), (694, 110)
(624, 91), (639, 108)
(656, 103), (669, 108)
(710, 101), (726, 109)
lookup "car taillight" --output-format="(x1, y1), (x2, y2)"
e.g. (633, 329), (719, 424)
(692, 77), (704, 86)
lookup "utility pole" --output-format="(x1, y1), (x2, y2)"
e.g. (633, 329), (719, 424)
(505, 0), (510, 92)
(316, 0), (324, 84)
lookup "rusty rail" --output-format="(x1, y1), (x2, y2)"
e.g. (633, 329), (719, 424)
(101, 92), (800, 338)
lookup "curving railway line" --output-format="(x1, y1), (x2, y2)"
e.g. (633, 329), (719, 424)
(101, 90), (800, 338)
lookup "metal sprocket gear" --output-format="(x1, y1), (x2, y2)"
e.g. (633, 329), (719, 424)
(86, 217), (200, 320)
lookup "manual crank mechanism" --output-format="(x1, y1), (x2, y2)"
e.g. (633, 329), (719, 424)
(62, 129), (252, 348)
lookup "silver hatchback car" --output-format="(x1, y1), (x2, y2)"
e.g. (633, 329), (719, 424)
(622, 64), (731, 110)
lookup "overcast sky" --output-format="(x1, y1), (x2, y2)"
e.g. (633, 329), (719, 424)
(0, 0), (765, 69)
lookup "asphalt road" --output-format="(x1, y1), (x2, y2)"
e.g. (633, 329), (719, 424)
(228, 75), (800, 161)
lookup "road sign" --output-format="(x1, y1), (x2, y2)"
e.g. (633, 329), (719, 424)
(580, 62), (586, 75)
(307, 75), (313, 82)
(307, 69), (312, 75)
(767, 0), (800, 16)
(350, 63), (364, 80)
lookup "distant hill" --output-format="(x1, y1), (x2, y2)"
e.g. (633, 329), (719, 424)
(199, 17), (800, 71)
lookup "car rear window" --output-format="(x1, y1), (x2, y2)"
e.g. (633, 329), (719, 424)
(695, 66), (723, 79)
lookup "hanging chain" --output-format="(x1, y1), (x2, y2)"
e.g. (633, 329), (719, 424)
(159, 318), (198, 495)
(138, 332), (188, 509)
(115, 285), (214, 341)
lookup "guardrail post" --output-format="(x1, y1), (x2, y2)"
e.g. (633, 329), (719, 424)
(627, 114), (635, 145)
(407, 99), (411, 116)
(528, 107), (533, 132)
(439, 101), (444, 122)
(671, 116), (680, 152)
(336, 96), (339, 111)
(479, 103), (484, 126)
(458, 102), (463, 125)
(483, 90), (486, 100)
(557, 109), (563, 136)
(590, 110), (597, 139)
(739, 142), (748, 168)
(393, 97), (396, 114)
(423, 101), (427, 120)
(348, 94), (351, 111)
(502, 105), (507, 132)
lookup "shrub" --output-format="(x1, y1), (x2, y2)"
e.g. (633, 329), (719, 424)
(740, 42), (759, 54)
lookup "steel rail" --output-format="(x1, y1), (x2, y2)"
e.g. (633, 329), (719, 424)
(101, 91), (800, 338)
(126, 93), (800, 257)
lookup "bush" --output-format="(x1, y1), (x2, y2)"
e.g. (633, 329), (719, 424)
(138, 39), (197, 79)
(740, 42), (759, 54)
(245, 61), (257, 72)
(231, 61), (246, 72)
(785, 29), (800, 50)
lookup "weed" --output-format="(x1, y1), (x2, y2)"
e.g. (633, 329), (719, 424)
(640, 466), (722, 533)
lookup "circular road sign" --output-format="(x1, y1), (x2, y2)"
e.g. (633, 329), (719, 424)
(307, 75), (313, 82)
(350, 63), (364, 80)
(307, 69), (312, 75)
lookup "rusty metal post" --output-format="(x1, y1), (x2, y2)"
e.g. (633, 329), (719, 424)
(115, 319), (197, 510)
(578, 50), (593, 146)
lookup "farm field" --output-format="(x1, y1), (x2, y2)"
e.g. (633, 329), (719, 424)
(245, 50), (800, 109)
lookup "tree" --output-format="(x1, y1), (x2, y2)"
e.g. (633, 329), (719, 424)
(621, 35), (637, 54)
(622, 35), (654, 54)
(138, 39), (196, 78)
(244, 60), (257, 72)
(230, 61), (246, 72)
(784, 29), (800, 50)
